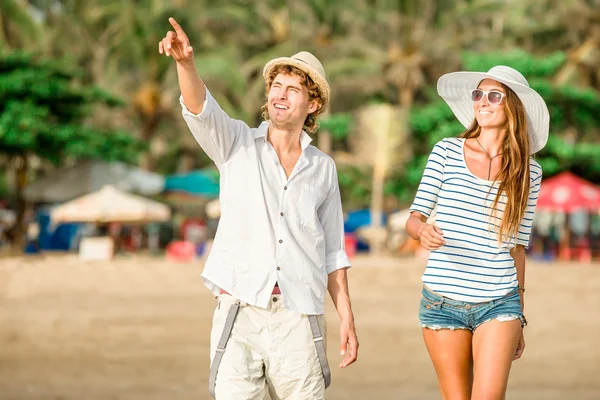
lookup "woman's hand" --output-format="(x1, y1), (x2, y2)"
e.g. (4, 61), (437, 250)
(417, 223), (446, 250)
(513, 330), (525, 360)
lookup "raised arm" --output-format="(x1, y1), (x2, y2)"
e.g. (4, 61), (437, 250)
(159, 17), (245, 166)
(159, 17), (205, 114)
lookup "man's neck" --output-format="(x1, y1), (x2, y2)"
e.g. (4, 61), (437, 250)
(267, 123), (303, 154)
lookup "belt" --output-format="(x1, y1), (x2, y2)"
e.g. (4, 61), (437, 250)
(220, 285), (281, 295)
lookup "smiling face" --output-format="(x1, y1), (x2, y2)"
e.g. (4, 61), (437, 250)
(473, 79), (508, 130)
(266, 72), (318, 131)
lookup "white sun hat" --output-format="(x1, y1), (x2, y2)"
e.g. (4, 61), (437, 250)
(263, 51), (331, 112)
(437, 65), (550, 154)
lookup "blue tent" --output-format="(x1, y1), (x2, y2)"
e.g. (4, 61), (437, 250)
(164, 170), (220, 198)
(24, 208), (81, 253)
(344, 209), (387, 251)
(344, 209), (387, 233)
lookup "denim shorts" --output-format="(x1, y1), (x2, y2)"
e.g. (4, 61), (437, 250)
(418, 286), (524, 331)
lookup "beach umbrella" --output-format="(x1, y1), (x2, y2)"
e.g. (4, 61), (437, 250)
(537, 171), (600, 213)
(536, 172), (600, 262)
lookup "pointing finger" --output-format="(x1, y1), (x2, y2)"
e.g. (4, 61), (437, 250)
(158, 41), (163, 54)
(169, 17), (186, 35)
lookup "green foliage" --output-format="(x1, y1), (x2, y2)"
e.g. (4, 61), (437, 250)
(461, 50), (567, 78)
(338, 165), (371, 210)
(0, 53), (144, 164)
(318, 113), (353, 140)
(0, 171), (8, 197)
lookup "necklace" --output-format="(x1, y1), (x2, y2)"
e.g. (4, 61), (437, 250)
(475, 137), (502, 180)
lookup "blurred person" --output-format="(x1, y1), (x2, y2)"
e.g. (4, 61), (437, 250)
(406, 66), (549, 400)
(159, 18), (357, 399)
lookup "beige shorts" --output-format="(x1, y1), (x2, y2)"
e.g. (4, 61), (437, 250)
(210, 294), (327, 399)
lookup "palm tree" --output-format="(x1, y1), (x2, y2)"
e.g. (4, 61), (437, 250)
(352, 103), (412, 254)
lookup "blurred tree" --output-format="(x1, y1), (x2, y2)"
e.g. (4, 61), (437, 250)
(51, 0), (188, 169)
(0, 0), (42, 50)
(10, 0), (600, 215)
(34, 0), (207, 170)
(353, 103), (411, 254)
(0, 53), (144, 250)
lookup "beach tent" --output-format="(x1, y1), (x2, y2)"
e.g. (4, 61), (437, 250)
(51, 185), (170, 224)
(164, 169), (219, 198)
(24, 160), (165, 203)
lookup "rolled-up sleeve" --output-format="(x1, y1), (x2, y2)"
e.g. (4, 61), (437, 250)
(409, 140), (447, 217)
(318, 162), (351, 274)
(180, 86), (246, 166)
(516, 160), (543, 247)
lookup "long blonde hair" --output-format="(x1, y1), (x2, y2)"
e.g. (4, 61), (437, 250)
(459, 83), (531, 244)
(261, 65), (324, 133)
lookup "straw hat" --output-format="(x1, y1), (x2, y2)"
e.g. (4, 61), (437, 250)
(263, 51), (331, 112)
(437, 65), (550, 154)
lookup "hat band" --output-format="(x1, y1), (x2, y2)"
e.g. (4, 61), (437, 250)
(292, 57), (309, 65)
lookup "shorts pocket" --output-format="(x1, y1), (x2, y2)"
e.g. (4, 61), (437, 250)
(420, 296), (443, 310)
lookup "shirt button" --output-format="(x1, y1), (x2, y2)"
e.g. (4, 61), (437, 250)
(272, 297), (278, 302)
(278, 239), (283, 243)
(277, 266), (281, 270)
(284, 186), (288, 190)
(280, 212), (284, 216)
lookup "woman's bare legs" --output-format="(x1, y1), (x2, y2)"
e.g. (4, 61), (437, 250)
(471, 319), (522, 400)
(422, 328), (474, 400)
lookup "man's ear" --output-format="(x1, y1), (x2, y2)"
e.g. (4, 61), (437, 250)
(308, 100), (320, 114)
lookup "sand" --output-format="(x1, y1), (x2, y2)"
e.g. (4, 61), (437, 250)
(0, 253), (598, 400)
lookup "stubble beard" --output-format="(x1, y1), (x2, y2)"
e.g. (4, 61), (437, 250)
(270, 114), (301, 132)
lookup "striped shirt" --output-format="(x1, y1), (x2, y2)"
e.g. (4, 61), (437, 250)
(409, 137), (542, 302)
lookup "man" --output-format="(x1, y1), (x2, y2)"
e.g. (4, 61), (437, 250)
(159, 17), (358, 399)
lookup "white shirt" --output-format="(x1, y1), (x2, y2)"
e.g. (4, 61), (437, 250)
(180, 87), (351, 315)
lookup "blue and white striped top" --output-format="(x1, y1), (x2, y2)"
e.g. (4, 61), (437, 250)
(409, 137), (542, 302)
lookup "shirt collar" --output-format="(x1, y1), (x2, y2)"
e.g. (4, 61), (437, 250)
(254, 121), (313, 150)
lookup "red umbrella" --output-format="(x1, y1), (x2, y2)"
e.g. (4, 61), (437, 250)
(537, 171), (600, 212)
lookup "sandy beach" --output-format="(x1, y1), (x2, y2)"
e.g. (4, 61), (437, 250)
(0, 253), (598, 400)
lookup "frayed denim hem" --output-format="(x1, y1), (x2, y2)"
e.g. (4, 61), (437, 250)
(474, 314), (522, 330)
(421, 323), (471, 331)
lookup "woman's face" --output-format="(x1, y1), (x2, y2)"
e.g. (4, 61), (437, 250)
(473, 79), (507, 130)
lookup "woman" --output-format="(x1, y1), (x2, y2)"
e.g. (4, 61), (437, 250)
(406, 66), (549, 400)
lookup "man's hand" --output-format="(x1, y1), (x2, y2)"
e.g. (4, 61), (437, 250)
(327, 268), (358, 368)
(158, 17), (194, 62)
(338, 318), (358, 368)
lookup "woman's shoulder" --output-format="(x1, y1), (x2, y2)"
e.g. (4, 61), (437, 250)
(528, 157), (543, 182)
(431, 137), (465, 160)
(432, 137), (463, 152)
(434, 137), (463, 146)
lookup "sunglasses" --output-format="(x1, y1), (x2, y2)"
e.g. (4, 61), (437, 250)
(471, 88), (505, 105)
